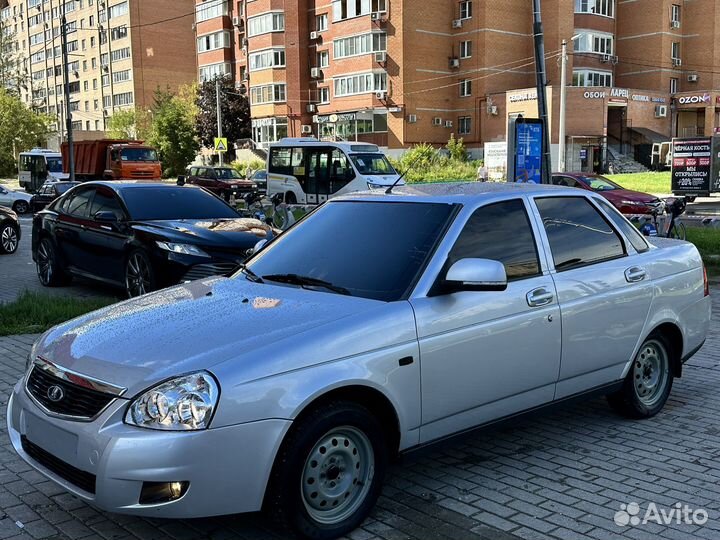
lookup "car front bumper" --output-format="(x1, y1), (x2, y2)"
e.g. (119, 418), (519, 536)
(7, 378), (290, 518)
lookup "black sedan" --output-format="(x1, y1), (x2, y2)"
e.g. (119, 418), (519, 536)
(0, 206), (20, 254)
(32, 182), (276, 297)
(30, 181), (81, 213)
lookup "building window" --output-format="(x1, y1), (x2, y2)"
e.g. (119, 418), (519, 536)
(317, 50), (329, 68)
(111, 47), (131, 62)
(460, 40), (472, 58)
(249, 83), (287, 104)
(199, 62), (232, 82)
(333, 32), (386, 59)
(671, 42), (680, 61)
(574, 31), (613, 55)
(195, 0), (227, 23)
(247, 12), (284, 37)
(333, 0), (374, 21)
(197, 31), (231, 53)
(574, 0), (614, 17)
(112, 69), (131, 83)
(113, 91), (133, 107)
(572, 69), (612, 87)
(671, 4), (680, 25)
(94, 99), (99, 110)
(108, 1), (128, 19)
(111, 25), (128, 40)
(459, 78), (472, 97)
(319, 87), (330, 103)
(316, 13), (328, 31)
(458, 116), (471, 134)
(249, 48), (286, 71)
(460, 1), (472, 19)
(333, 72), (386, 97)
(372, 0), (387, 12)
(95, 120), (101, 130)
(670, 77), (678, 94)
(83, 81), (89, 91)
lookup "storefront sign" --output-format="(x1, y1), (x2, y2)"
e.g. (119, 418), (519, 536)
(678, 94), (711, 105)
(315, 113), (357, 124)
(584, 91), (606, 99)
(630, 94), (667, 103)
(671, 137), (720, 194)
(610, 88), (629, 98)
(252, 118), (275, 127)
(609, 98), (627, 105)
(509, 90), (537, 103)
(484, 141), (507, 181)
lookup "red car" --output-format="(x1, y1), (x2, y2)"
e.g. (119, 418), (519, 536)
(182, 166), (257, 202)
(551, 173), (663, 215)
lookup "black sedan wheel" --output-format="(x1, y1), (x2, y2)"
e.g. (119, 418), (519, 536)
(36, 238), (70, 286)
(125, 250), (156, 298)
(0, 223), (19, 254)
(13, 200), (29, 215)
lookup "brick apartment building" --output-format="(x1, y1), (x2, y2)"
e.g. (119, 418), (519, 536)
(198, 0), (720, 170)
(1, 0), (197, 148)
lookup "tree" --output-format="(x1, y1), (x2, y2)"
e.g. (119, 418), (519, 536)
(0, 19), (33, 99)
(106, 109), (151, 140)
(196, 76), (251, 160)
(147, 87), (199, 178)
(0, 89), (52, 176)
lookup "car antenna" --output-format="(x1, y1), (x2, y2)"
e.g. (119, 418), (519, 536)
(385, 153), (423, 194)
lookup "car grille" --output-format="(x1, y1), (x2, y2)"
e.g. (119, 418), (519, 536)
(26, 366), (116, 419)
(21, 436), (96, 494)
(182, 262), (240, 281)
(130, 171), (155, 178)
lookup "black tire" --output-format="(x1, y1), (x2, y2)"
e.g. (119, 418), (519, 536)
(265, 401), (388, 540)
(669, 222), (686, 241)
(607, 332), (674, 418)
(13, 200), (29, 214)
(0, 222), (19, 254)
(285, 191), (297, 204)
(125, 250), (156, 298)
(36, 238), (71, 286)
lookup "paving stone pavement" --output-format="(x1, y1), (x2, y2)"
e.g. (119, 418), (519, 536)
(0, 217), (120, 304)
(0, 294), (718, 539)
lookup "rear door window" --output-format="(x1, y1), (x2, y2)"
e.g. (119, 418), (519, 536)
(89, 187), (125, 220)
(535, 196), (626, 271)
(65, 187), (95, 218)
(593, 197), (649, 253)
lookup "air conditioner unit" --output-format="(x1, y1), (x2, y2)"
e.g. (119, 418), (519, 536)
(232, 16), (241, 26)
(433, 117), (442, 126)
(301, 125), (313, 134)
(407, 114), (417, 124)
(310, 31), (319, 40)
(672, 58), (682, 67)
(310, 67), (321, 78)
(444, 120), (453, 128)
(601, 54), (611, 63)
(306, 104), (316, 113)
(688, 73), (699, 82)
(371, 12), (381, 20)
(374, 51), (387, 63)
(449, 57), (460, 68)
(487, 105), (498, 115)
(670, 20), (680, 29)
(375, 90), (387, 100)
(655, 105), (668, 118)
(452, 19), (462, 29)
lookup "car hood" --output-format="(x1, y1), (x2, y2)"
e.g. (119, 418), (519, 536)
(33, 277), (390, 396)
(132, 217), (275, 246)
(364, 174), (404, 187)
(5, 190), (31, 201)
(599, 189), (659, 203)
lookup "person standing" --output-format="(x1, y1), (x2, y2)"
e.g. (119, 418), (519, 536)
(477, 163), (488, 182)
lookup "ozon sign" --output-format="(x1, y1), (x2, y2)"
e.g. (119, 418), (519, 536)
(678, 94), (711, 105)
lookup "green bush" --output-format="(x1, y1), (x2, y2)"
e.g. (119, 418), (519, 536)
(231, 159), (265, 177)
(446, 135), (467, 162)
(388, 142), (480, 183)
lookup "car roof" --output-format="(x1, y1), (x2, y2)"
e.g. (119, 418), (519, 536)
(74, 181), (199, 192)
(552, 172), (599, 179)
(334, 181), (581, 204)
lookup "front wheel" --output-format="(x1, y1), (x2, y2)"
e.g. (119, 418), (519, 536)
(13, 200), (29, 214)
(0, 223), (19, 254)
(265, 401), (388, 540)
(607, 333), (673, 418)
(125, 250), (155, 298)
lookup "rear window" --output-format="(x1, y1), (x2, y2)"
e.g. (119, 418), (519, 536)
(593, 198), (649, 253)
(120, 187), (239, 220)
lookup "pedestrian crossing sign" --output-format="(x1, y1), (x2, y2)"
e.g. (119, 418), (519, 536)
(214, 137), (228, 152)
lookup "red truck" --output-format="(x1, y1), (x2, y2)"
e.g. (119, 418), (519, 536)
(62, 139), (162, 181)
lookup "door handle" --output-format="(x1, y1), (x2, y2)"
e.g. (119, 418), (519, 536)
(625, 266), (647, 283)
(527, 287), (554, 307)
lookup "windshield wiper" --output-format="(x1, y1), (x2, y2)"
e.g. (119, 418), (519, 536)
(261, 273), (351, 296)
(239, 264), (264, 283)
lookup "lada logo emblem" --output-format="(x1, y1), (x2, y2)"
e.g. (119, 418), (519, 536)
(46, 385), (65, 402)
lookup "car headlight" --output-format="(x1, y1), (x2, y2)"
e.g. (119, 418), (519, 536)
(156, 241), (210, 258)
(621, 200), (644, 205)
(125, 372), (219, 431)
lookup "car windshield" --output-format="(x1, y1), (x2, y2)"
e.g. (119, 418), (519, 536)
(246, 201), (456, 301)
(252, 171), (267, 179)
(580, 175), (621, 191)
(120, 186), (239, 220)
(46, 157), (63, 173)
(121, 148), (158, 162)
(349, 154), (396, 175)
(56, 183), (76, 194)
(215, 168), (242, 180)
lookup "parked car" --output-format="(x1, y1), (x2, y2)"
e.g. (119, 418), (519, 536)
(10, 183), (710, 540)
(0, 185), (32, 214)
(249, 169), (267, 192)
(184, 166), (257, 201)
(551, 173), (663, 215)
(31, 182), (275, 297)
(29, 181), (81, 213)
(0, 206), (20, 254)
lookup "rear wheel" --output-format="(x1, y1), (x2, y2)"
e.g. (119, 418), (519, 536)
(0, 222), (19, 254)
(607, 332), (673, 418)
(669, 221), (686, 241)
(36, 238), (71, 286)
(13, 200), (29, 214)
(125, 250), (155, 298)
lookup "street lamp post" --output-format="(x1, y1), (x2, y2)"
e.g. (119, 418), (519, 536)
(559, 35), (580, 173)
(216, 78), (223, 166)
(532, 0), (552, 184)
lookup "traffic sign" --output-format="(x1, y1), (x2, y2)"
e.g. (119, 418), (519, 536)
(214, 137), (228, 152)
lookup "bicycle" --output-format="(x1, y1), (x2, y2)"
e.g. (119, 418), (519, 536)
(637, 197), (687, 240)
(237, 191), (298, 230)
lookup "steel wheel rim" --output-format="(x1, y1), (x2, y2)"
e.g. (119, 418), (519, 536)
(1, 226), (17, 253)
(126, 254), (150, 297)
(36, 241), (53, 284)
(15, 201), (28, 214)
(633, 340), (669, 407)
(301, 426), (375, 525)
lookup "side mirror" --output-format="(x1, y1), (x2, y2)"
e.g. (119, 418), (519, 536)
(94, 211), (118, 223)
(444, 258), (507, 292)
(177, 175), (186, 186)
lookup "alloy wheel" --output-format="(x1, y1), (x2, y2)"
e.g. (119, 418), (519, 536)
(36, 240), (53, 284)
(14, 201), (29, 214)
(126, 253), (151, 297)
(1, 225), (18, 253)
(632, 339), (669, 407)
